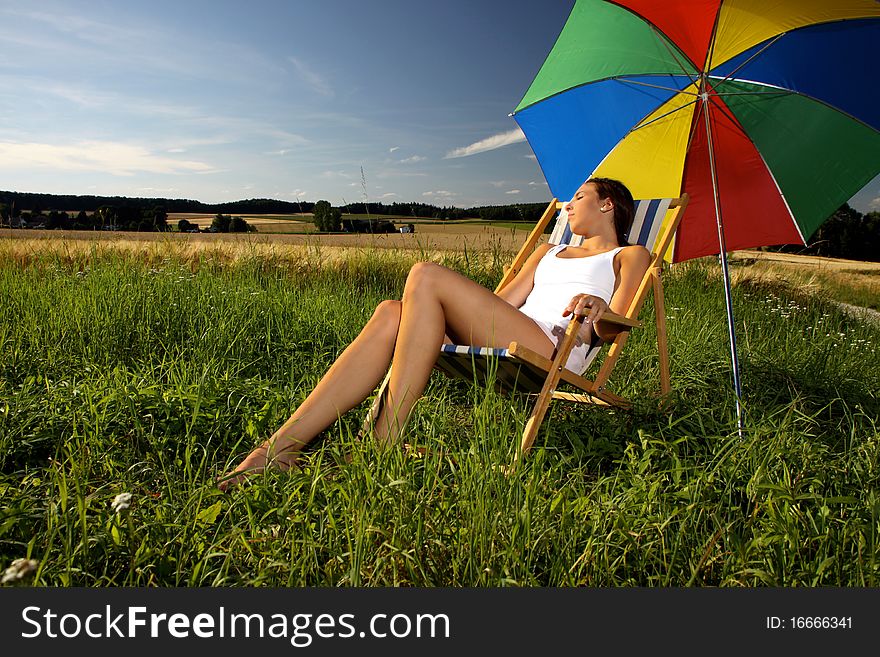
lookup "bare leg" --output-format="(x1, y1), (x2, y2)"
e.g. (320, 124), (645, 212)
(218, 300), (402, 490)
(219, 262), (556, 489)
(374, 262), (555, 442)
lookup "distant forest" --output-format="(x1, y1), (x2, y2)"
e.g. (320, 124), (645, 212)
(1, 190), (877, 261)
(0, 190), (549, 223)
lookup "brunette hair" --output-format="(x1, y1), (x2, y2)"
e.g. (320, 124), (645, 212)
(586, 177), (635, 246)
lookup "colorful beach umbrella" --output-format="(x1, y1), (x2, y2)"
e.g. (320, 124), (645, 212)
(512, 0), (880, 428)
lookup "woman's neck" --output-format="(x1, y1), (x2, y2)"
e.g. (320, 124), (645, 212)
(573, 234), (619, 252)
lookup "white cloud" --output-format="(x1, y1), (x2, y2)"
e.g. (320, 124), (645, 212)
(266, 149), (291, 156)
(399, 155), (426, 164)
(376, 170), (428, 178)
(0, 140), (215, 176)
(423, 190), (456, 198)
(389, 146), (400, 153)
(288, 57), (333, 97)
(444, 128), (526, 159)
(869, 196), (880, 210)
(137, 187), (179, 194)
(4, 75), (309, 152)
(506, 189), (521, 195)
(278, 190), (309, 200)
(379, 192), (398, 199)
(525, 154), (538, 160)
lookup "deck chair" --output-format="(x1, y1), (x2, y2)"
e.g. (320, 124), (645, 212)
(363, 193), (689, 458)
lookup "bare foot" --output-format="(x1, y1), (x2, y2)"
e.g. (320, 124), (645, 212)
(217, 440), (300, 492)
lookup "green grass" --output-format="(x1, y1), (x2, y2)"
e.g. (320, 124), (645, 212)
(813, 271), (880, 311)
(728, 256), (880, 312)
(478, 221), (533, 230)
(0, 245), (878, 586)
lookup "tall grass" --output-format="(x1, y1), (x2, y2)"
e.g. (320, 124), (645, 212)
(1, 242), (877, 586)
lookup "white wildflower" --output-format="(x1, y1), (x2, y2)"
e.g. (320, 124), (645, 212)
(111, 492), (132, 514)
(2, 558), (39, 584)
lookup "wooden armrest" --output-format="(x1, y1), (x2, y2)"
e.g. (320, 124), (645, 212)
(585, 310), (642, 328)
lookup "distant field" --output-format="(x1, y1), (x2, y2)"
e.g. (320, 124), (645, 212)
(3, 220), (531, 253)
(167, 213), (534, 236)
(2, 225), (878, 312)
(169, 213), (315, 234)
(727, 251), (880, 311)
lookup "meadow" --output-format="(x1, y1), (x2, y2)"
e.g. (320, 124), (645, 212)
(0, 235), (878, 586)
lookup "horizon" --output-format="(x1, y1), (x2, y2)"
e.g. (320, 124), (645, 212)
(1, 1), (878, 214)
(0, 187), (555, 211)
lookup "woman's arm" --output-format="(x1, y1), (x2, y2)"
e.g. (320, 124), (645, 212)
(559, 245), (651, 342)
(495, 243), (554, 309)
(595, 245), (651, 341)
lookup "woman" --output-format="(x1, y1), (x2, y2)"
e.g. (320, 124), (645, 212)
(218, 178), (650, 490)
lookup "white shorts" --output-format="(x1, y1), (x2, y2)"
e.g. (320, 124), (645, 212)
(529, 316), (594, 375)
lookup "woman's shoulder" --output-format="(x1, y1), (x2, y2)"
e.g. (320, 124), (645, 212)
(532, 242), (557, 258)
(614, 244), (651, 271)
(618, 244), (651, 260)
(519, 242), (556, 270)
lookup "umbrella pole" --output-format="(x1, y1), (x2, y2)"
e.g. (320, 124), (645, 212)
(701, 92), (745, 437)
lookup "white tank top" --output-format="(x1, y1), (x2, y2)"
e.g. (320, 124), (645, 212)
(518, 244), (624, 325)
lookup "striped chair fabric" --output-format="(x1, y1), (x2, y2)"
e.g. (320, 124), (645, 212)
(548, 197), (674, 257)
(435, 198), (676, 393)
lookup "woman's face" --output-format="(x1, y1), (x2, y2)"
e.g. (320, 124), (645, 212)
(565, 182), (610, 236)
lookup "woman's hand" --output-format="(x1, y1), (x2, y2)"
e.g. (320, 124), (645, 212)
(562, 293), (608, 326)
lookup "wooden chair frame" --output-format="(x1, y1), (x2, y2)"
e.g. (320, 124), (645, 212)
(497, 194), (688, 457)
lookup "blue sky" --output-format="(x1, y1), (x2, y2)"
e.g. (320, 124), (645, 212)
(1, 0), (878, 212)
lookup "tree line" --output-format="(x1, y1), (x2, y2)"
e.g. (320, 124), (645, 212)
(0, 190), (549, 223)
(0, 190), (875, 261)
(762, 203), (880, 262)
(0, 204), (254, 234)
(0, 205), (171, 232)
(0, 191), (306, 216)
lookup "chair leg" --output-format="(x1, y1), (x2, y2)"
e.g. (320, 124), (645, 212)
(593, 332), (629, 392)
(518, 317), (583, 459)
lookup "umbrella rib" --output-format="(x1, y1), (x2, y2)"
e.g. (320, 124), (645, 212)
(512, 76), (691, 115)
(684, 98), (706, 154)
(702, 0), (724, 73)
(708, 77), (791, 94)
(698, 93), (807, 239)
(630, 98), (699, 132)
(757, 149), (806, 245)
(708, 77), (880, 134)
(645, 23), (700, 85)
(617, 78), (698, 96)
(707, 95), (746, 135)
(712, 90), (790, 97)
(712, 35), (784, 86)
